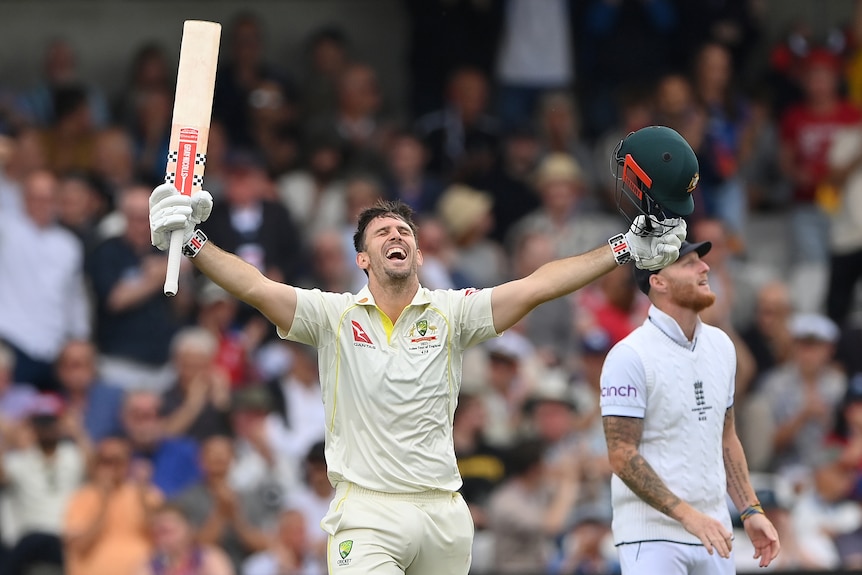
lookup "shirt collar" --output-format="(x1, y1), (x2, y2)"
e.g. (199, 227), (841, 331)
(646, 304), (702, 350)
(353, 285), (431, 307)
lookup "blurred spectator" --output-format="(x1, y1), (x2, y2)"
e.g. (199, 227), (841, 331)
(414, 65), (501, 182)
(0, 126), (47, 215)
(577, 0), (678, 138)
(437, 183), (507, 288)
(415, 214), (464, 290)
(556, 504), (620, 575)
(453, 392), (505, 568)
(480, 331), (538, 448)
(276, 130), (346, 245)
(760, 313), (847, 478)
(574, 263), (649, 348)
(16, 37), (109, 129)
(91, 126), (137, 205)
(56, 170), (108, 251)
(507, 153), (618, 262)
(121, 390), (200, 498)
(241, 508), (323, 575)
(113, 42), (173, 130)
(0, 394), (86, 575)
(56, 339), (125, 444)
(779, 47), (862, 313)
(790, 455), (862, 569)
(204, 153), (303, 286)
(246, 78), (300, 178)
(227, 387), (295, 522)
(196, 280), (264, 389)
(138, 503), (235, 575)
(264, 341), (325, 476)
(171, 435), (271, 573)
(212, 11), (294, 152)
(740, 280), (795, 388)
(0, 169), (90, 391)
(507, 231), (576, 368)
(651, 73), (706, 153)
(280, 440), (333, 571)
(298, 25), (352, 128)
(478, 123), (542, 245)
(487, 436), (579, 574)
(308, 61), (394, 177)
(298, 228), (357, 293)
(86, 185), (188, 393)
(160, 327), (233, 442)
(63, 435), (162, 575)
(493, 0), (575, 131)
(128, 85), (172, 186)
(402, 0), (503, 119)
(824, 123), (862, 328)
(341, 171), (386, 291)
(382, 129), (445, 217)
(39, 84), (99, 175)
(689, 41), (754, 250)
(0, 342), (38, 444)
(536, 91), (601, 199)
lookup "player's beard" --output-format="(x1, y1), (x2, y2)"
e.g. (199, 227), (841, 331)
(668, 278), (716, 312)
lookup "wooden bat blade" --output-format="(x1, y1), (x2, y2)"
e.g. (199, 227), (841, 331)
(163, 20), (221, 297)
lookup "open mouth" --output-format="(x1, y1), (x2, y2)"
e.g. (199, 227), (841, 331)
(386, 246), (407, 260)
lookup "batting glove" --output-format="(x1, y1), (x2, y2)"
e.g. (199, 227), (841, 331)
(625, 215), (686, 271)
(149, 183), (213, 251)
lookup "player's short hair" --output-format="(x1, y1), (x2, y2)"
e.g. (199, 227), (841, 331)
(352, 199), (418, 253)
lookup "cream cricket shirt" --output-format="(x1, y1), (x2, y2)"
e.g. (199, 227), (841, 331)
(278, 284), (499, 494)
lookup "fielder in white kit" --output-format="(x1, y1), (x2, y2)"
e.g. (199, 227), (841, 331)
(600, 239), (781, 574)
(149, 126), (693, 575)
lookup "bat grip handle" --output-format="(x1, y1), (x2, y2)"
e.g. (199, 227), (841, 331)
(163, 229), (184, 296)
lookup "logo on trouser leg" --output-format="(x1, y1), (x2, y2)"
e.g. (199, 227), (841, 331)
(338, 540), (353, 566)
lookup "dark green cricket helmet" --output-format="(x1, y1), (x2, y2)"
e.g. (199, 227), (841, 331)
(612, 125), (699, 234)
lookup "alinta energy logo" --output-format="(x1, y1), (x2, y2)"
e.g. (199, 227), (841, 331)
(337, 539), (353, 566)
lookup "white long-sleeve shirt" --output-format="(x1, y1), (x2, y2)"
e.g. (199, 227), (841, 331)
(0, 211), (90, 360)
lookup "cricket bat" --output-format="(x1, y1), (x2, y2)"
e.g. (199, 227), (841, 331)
(163, 20), (221, 296)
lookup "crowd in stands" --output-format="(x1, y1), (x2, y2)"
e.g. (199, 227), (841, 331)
(0, 1), (862, 573)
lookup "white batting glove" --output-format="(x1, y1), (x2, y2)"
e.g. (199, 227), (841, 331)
(149, 183), (213, 251)
(625, 215), (687, 271)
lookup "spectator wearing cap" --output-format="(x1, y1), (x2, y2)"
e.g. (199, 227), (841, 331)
(507, 153), (619, 263)
(437, 183), (507, 289)
(479, 331), (539, 449)
(758, 312), (847, 477)
(0, 393), (86, 575)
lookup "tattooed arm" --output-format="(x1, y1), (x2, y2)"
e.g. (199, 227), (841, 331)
(722, 405), (781, 567)
(721, 406), (759, 511)
(603, 414), (734, 557)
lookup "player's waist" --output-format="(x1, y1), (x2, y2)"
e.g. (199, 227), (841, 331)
(337, 481), (456, 502)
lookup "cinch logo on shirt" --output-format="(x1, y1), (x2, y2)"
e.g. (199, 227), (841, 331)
(602, 385), (638, 398)
(351, 321), (374, 346)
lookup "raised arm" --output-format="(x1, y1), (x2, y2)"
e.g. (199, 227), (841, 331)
(603, 414), (733, 558)
(149, 184), (298, 334)
(491, 216), (686, 333)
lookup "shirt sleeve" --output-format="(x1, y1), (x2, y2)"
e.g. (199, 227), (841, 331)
(452, 287), (500, 349)
(600, 343), (647, 418)
(278, 288), (352, 347)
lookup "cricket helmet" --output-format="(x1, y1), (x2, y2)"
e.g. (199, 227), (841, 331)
(611, 125), (699, 235)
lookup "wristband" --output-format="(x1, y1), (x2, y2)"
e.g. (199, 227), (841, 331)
(608, 233), (632, 265)
(182, 229), (208, 258)
(740, 502), (765, 522)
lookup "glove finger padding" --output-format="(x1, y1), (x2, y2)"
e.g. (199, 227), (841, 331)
(150, 184), (194, 251)
(636, 242), (681, 271)
(190, 190), (213, 225)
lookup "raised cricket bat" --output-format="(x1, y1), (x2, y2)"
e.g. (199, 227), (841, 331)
(163, 20), (221, 296)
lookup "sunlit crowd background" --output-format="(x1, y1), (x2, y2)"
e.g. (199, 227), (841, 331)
(1, 1), (862, 574)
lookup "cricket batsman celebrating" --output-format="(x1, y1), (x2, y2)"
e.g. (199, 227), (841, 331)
(149, 125), (693, 574)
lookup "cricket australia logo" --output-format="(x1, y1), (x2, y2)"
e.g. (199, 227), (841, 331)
(337, 540), (353, 566)
(406, 319), (440, 354)
(690, 380), (712, 422)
